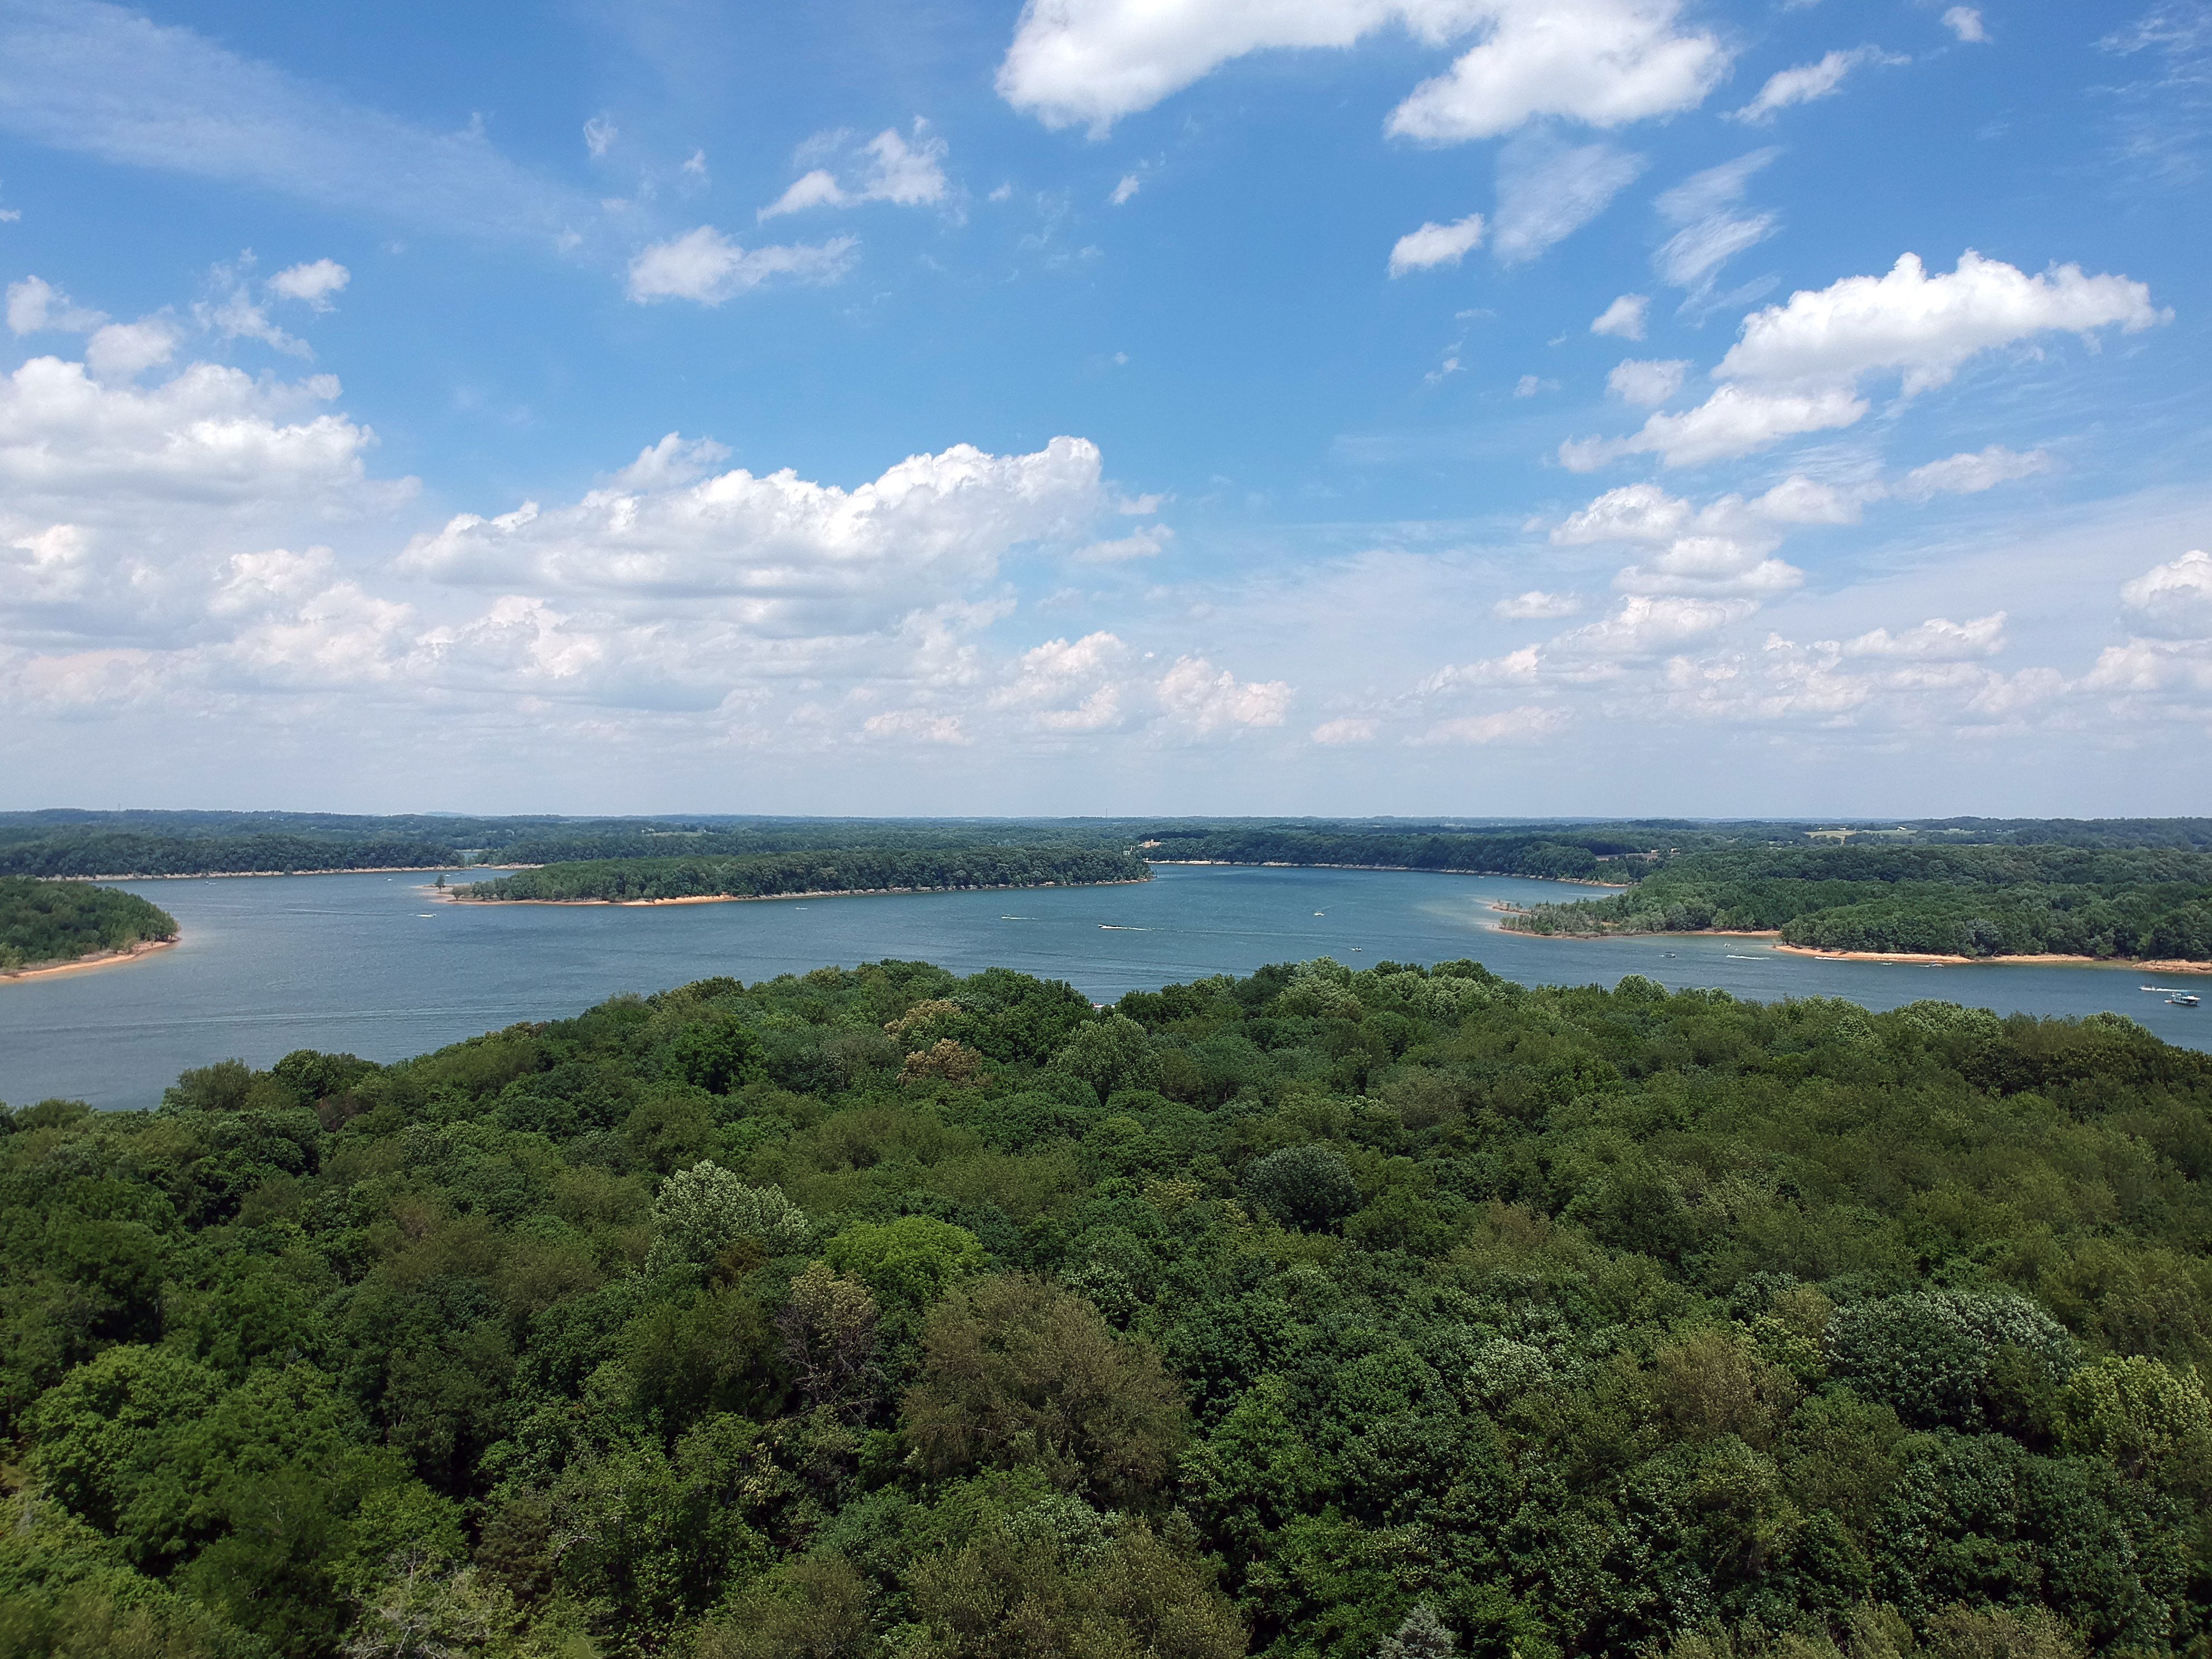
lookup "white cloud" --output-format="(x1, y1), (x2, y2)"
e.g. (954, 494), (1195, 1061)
(627, 227), (860, 303)
(758, 124), (949, 219)
(0, 2), (590, 243)
(862, 708), (971, 744)
(1590, 293), (1649, 339)
(399, 435), (1104, 634)
(2120, 550), (2212, 640)
(1492, 135), (1645, 263)
(7, 276), (106, 335)
(1514, 373), (1558, 397)
(1719, 250), (2165, 394)
(197, 256), (308, 357)
(1734, 47), (1907, 122)
(683, 150), (709, 179)
(1110, 172), (1141, 205)
(1418, 705), (1565, 743)
(1943, 7), (1988, 44)
(1494, 589), (1584, 619)
(1840, 612), (2006, 660)
(584, 116), (617, 158)
(1311, 716), (1379, 744)
(1157, 655), (1293, 732)
(1554, 593), (1757, 656)
(1422, 646), (1542, 691)
(1563, 250), (2165, 468)
(84, 319), (180, 381)
(1896, 445), (2053, 498)
(1074, 523), (1173, 561)
(1652, 148), (1778, 304)
(996, 0), (1730, 139)
(1385, 0), (1731, 142)
(1388, 211), (1486, 275)
(1615, 535), (1803, 598)
(1607, 356), (1687, 405)
(268, 259), (350, 309)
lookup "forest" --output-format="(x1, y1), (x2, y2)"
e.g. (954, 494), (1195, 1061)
(1504, 846), (2212, 963)
(6, 812), (2212, 882)
(458, 846), (1152, 903)
(4, 957), (2211, 1659)
(0, 877), (179, 973)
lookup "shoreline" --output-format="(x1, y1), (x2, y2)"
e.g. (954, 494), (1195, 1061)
(1487, 910), (2212, 973)
(46, 865), (533, 881)
(0, 935), (180, 984)
(1149, 860), (1628, 889)
(435, 875), (1154, 908)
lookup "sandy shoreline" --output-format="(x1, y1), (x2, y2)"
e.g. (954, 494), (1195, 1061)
(48, 865), (532, 881)
(0, 936), (180, 984)
(1486, 909), (2212, 973)
(434, 876), (1153, 908)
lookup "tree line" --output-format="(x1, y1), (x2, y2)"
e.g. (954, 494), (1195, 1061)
(4, 955), (2211, 1657)
(0, 877), (178, 971)
(462, 847), (1152, 904)
(1504, 845), (2212, 962)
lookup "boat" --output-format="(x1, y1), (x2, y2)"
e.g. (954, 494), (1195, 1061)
(2170, 993), (2201, 1007)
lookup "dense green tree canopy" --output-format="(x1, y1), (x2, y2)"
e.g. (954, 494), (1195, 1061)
(4, 957), (2212, 1658)
(0, 877), (178, 972)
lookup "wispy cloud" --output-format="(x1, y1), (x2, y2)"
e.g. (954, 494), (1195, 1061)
(0, 0), (593, 243)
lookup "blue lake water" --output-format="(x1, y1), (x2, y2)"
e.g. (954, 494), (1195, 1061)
(3, 862), (2206, 1111)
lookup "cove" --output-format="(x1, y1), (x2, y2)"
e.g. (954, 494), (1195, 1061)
(4, 862), (2206, 1112)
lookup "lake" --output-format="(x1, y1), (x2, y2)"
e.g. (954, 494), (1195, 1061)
(4, 862), (2206, 1110)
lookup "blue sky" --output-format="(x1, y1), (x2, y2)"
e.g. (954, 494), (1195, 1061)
(0, 0), (2207, 817)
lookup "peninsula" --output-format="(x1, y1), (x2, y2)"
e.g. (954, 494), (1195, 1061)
(0, 875), (178, 980)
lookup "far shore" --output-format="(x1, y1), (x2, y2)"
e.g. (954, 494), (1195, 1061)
(48, 865), (537, 881)
(1149, 859), (1629, 888)
(0, 935), (180, 984)
(1485, 907), (2212, 973)
(434, 875), (1153, 908)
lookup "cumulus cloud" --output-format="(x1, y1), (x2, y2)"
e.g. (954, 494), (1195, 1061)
(1416, 705), (1565, 744)
(2119, 549), (2212, 640)
(996, 0), (1730, 139)
(1494, 589), (1584, 619)
(1943, 7), (1988, 43)
(1607, 357), (1687, 405)
(1073, 522), (1173, 562)
(1388, 0), (1730, 142)
(1734, 47), (1907, 122)
(1311, 716), (1379, 744)
(1548, 477), (1866, 600)
(758, 124), (949, 219)
(1896, 444), (2053, 498)
(268, 259), (350, 309)
(1840, 612), (2006, 660)
(1590, 293), (1649, 339)
(627, 227), (859, 303)
(399, 435), (1104, 629)
(1157, 655), (1293, 732)
(7, 275), (106, 335)
(1563, 250), (2165, 468)
(1554, 594), (1758, 656)
(1492, 134), (1646, 263)
(1389, 211), (1486, 275)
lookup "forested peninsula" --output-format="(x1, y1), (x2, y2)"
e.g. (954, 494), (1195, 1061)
(7, 959), (2212, 1658)
(0, 875), (178, 976)
(1503, 845), (2212, 964)
(454, 846), (1152, 904)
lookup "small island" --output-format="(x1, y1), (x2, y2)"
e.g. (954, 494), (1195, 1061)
(1501, 843), (2212, 967)
(450, 844), (1153, 904)
(0, 876), (180, 980)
